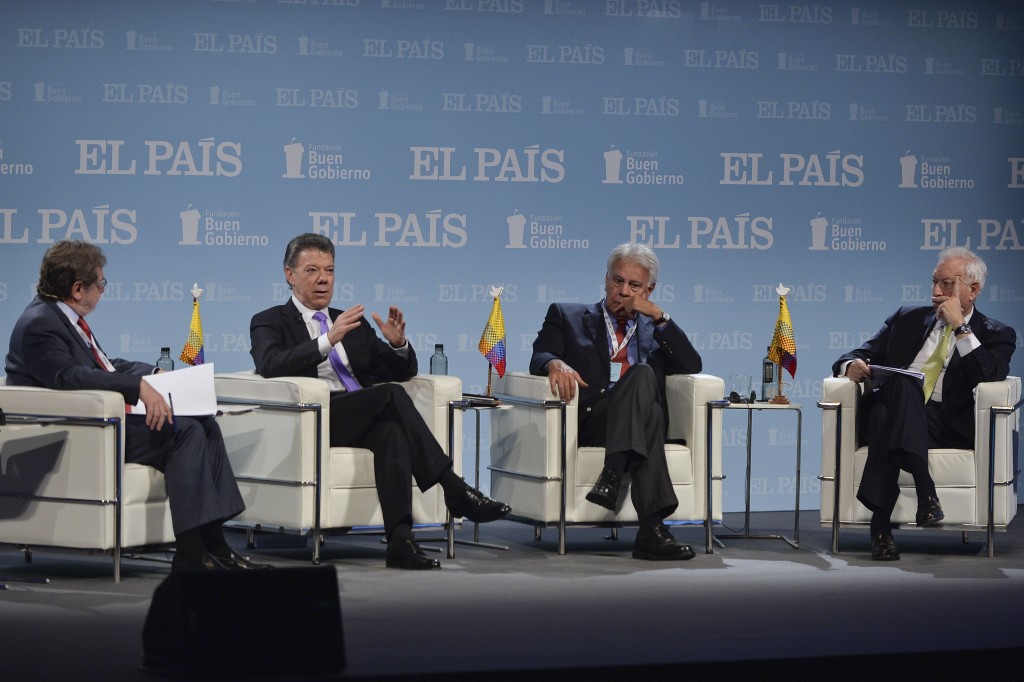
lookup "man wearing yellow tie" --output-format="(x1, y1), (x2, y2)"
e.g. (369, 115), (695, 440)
(834, 247), (1016, 560)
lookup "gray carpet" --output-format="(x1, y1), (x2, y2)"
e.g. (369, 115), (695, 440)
(1, 510), (1022, 681)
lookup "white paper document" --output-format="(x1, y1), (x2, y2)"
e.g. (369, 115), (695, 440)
(869, 364), (925, 386)
(135, 363), (217, 416)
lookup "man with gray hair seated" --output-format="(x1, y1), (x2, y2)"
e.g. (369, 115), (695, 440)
(530, 242), (704, 561)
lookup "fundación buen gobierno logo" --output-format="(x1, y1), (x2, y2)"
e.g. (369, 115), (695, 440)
(601, 146), (684, 186)
(898, 150), (975, 190)
(808, 212), (886, 252)
(282, 139), (371, 181)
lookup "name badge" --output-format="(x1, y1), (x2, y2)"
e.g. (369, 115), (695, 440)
(610, 362), (624, 384)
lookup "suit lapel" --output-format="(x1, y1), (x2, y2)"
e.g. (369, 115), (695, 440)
(583, 303), (610, 372)
(635, 315), (654, 364)
(46, 299), (104, 369)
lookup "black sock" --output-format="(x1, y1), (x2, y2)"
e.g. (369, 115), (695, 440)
(639, 513), (662, 532)
(439, 467), (467, 499)
(388, 522), (413, 545)
(175, 528), (208, 562)
(199, 522), (233, 559)
(604, 451), (630, 474)
(870, 511), (891, 537)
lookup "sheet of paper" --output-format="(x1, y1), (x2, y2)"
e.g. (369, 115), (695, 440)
(869, 364), (925, 384)
(135, 363), (217, 416)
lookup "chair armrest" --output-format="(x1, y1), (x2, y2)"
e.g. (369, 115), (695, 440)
(665, 373), (725, 443)
(398, 374), (462, 459)
(973, 376), (1021, 489)
(214, 372), (331, 407)
(493, 371), (577, 405)
(0, 384), (126, 420)
(822, 376), (860, 407)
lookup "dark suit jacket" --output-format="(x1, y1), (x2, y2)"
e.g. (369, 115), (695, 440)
(530, 302), (703, 412)
(833, 305), (1016, 443)
(250, 298), (417, 385)
(5, 296), (153, 401)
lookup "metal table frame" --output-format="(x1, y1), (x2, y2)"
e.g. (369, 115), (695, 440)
(445, 399), (512, 558)
(705, 400), (802, 553)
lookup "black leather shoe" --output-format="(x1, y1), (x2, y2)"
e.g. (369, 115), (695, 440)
(916, 496), (945, 527)
(870, 532), (900, 561)
(385, 538), (441, 570)
(171, 552), (229, 572)
(585, 467), (623, 511)
(633, 523), (696, 561)
(217, 550), (275, 570)
(447, 486), (511, 523)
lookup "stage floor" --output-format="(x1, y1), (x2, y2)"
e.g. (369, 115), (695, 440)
(2, 509), (1022, 681)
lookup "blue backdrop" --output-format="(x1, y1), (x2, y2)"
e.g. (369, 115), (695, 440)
(3, 0), (1022, 512)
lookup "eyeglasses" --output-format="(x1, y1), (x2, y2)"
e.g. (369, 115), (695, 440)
(95, 277), (108, 291)
(608, 274), (647, 293)
(931, 276), (970, 293)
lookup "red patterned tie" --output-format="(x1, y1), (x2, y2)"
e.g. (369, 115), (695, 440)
(77, 317), (106, 368)
(78, 317), (132, 413)
(613, 319), (631, 375)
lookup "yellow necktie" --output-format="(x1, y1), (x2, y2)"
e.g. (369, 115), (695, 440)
(921, 324), (952, 403)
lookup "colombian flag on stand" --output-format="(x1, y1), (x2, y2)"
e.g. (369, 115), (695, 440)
(180, 294), (205, 366)
(768, 288), (797, 378)
(478, 286), (506, 378)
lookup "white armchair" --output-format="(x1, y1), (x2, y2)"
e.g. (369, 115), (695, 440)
(213, 372), (463, 563)
(489, 372), (724, 554)
(818, 376), (1020, 556)
(0, 381), (174, 582)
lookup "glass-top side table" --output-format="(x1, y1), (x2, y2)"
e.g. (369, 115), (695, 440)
(446, 398), (512, 559)
(704, 400), (803, 553)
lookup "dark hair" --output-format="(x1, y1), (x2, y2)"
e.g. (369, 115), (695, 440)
(283, 233), (334, 270)
(36, 241), (106, 301)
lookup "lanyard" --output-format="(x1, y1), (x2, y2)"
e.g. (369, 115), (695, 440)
(601, 302), (636, 360)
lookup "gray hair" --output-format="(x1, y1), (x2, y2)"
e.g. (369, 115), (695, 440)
(937, 246), (986, 289)
(606, 242), (659, 284)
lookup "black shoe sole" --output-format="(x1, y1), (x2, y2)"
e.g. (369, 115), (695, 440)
(585, 491), (616, 511)
(385, 557), (442, 570)
(461, 505), (512, 524)
(632, 547), (696, 561)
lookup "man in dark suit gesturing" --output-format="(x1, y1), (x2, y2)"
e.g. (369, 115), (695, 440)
(250, 233), (510, 570)
(834, 247), (1016, 560)
(530, 242), (703, 561)
(5, 241), (260, 571)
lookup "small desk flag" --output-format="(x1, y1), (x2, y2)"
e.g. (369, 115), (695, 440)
(769, 283), (797, 378)
(478, 286), (506, 378)
(180, 284), (205, 366)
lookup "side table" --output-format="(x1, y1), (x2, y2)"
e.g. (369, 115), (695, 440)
(705, 400), (802, 553)
(446, 398), (512, 558)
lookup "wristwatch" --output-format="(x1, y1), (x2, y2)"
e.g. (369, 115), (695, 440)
(654, 312), (670, 326)
(953, 323), (972, 336)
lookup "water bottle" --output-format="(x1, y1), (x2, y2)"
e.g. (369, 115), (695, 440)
(429, 344), (448, 375)
(761, 346), (776, 401)
(156, 347), (175, 372)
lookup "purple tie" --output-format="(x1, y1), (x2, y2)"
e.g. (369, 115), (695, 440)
(312, 311), (361, 392)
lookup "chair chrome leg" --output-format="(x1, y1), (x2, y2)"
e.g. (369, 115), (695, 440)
(962, 531), (969, 544)
(534, 527), (542, 542)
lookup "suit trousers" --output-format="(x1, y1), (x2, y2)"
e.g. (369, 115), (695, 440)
(124, 415), (245, 535)
(578, 364), (678, 520)
(855, 374), (969, 514)
(328, 383), (452, 537)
